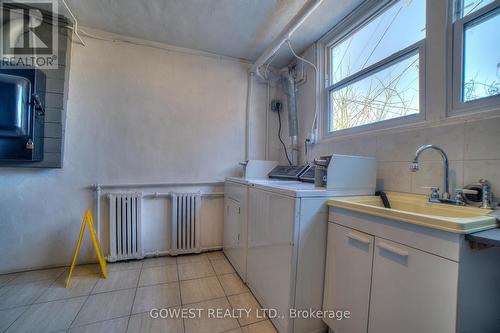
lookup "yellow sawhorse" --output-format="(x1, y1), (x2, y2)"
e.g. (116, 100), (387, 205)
(66, 209), (108, 288)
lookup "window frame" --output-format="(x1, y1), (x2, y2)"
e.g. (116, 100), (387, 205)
(321, 0), (427, 138)
(450, 0), (500, 114)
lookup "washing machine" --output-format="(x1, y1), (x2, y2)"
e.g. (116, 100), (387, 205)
(224, 155), (376, 333)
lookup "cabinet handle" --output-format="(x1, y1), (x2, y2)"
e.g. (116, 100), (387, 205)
(377, 242), (409, 257)
(347, 232), (371, 245)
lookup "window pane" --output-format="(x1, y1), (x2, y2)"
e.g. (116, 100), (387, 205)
(457, 0), (496, 18)
(462, 9), (500, 102)
(330, 0), (425, 84)
(329, 53), (419, 132)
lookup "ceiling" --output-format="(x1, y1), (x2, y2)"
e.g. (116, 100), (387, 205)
(63, 0), (364, 67)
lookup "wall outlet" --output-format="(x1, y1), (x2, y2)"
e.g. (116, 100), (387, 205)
(271, 99), (282, 112)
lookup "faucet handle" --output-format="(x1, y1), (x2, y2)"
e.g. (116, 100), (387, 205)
(422, 186), (440, 199)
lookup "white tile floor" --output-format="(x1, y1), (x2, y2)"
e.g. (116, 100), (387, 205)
(0, 252), (277, 333)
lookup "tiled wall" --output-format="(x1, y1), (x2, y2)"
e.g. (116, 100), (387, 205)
(0, 20), (72, 168)
(309, 116), (500, 200)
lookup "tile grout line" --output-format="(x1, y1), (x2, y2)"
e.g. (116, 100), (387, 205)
(176, 260), (187, 333)
(1, 306), (29, 333)
(0, 278), (60, 311)
(91, 268), (142, 295)
(67, 314), (131, 331)
(181, 252), (227, 333)
(214, 253), (245, 331)
(225, 295), (242, 331)
(124, 260), (144, 333)
(68, 263), (112, 329)
(35, 273), (100, 304)
(2, 268), (68, 333)
(68, 295), (90, 328)
(214, 271), (246, 298)
(180, 287), (252, 308)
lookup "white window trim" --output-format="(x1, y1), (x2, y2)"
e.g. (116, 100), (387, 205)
(450, 0), (500, 115)
(319, 0), (427, 139)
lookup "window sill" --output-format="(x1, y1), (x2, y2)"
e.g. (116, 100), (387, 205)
(318, 107), (500, 145)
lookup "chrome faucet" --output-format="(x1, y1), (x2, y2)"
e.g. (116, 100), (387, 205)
(410, 144), (451, 200)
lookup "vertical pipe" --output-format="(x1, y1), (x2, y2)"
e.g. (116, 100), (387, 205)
(136, 195), (142, 257)
(108, 194), (115, 259)
(96, 186), (102, 242)
(171, 194), (178, 254)
(284, 72), (299, 165)
(117, 197), (122, 258)
(131, 195), (137, 255)
(186, 195), (189, 249)
(265, 81), (270, 160)
(244, 72), (255, 161)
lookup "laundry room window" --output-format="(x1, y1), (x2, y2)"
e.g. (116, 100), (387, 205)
(452, 0), (500, 113)
(324, 0), (426, 134)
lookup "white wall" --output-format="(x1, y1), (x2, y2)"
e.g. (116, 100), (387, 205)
(0, 29), (267, 274)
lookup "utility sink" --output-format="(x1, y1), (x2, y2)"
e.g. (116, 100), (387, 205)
(328, 192), (498, 234)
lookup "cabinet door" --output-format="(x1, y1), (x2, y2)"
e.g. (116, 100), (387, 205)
(369, 238), (458, 333)
(323, 223), (374, 333)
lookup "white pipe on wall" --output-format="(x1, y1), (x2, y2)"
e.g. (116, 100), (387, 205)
(95, 186), (102, 241)
(251, 0), (323, 78)
(92, 181), (223, 189)
(265, 81), (270, 160)
(142, 192), (224, 199)
(244, 72), (255, 161)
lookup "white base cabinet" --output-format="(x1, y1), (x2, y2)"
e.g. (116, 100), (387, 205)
(324, 207), (500, 333)
(323, 224), (373, 333)
(369, 238), (458, 333)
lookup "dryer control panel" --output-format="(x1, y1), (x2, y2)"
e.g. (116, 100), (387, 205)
(268, 165), (309, 180)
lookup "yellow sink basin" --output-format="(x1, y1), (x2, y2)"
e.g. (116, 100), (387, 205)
(328, 192), (498, 234)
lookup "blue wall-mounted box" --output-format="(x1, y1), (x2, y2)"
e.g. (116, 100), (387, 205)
(0, 68), (46, 162)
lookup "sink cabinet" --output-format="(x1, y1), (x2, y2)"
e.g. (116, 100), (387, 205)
(323, 224), (373, 333)
(369, 238), (457, 333)
(324, 206), (500, 333)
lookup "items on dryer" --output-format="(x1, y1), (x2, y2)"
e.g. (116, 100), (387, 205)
(268, 164), (309, 180)
(313, 155), (332, 187)
(326, 154), (377, 193)
(298, 156), (331, 186)
(298, 165), (316, 183)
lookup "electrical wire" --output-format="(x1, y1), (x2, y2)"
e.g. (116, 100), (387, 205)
(277, 109), (293, 166)
(286, 39), (318, 73)
(61, 0), (86, 46)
